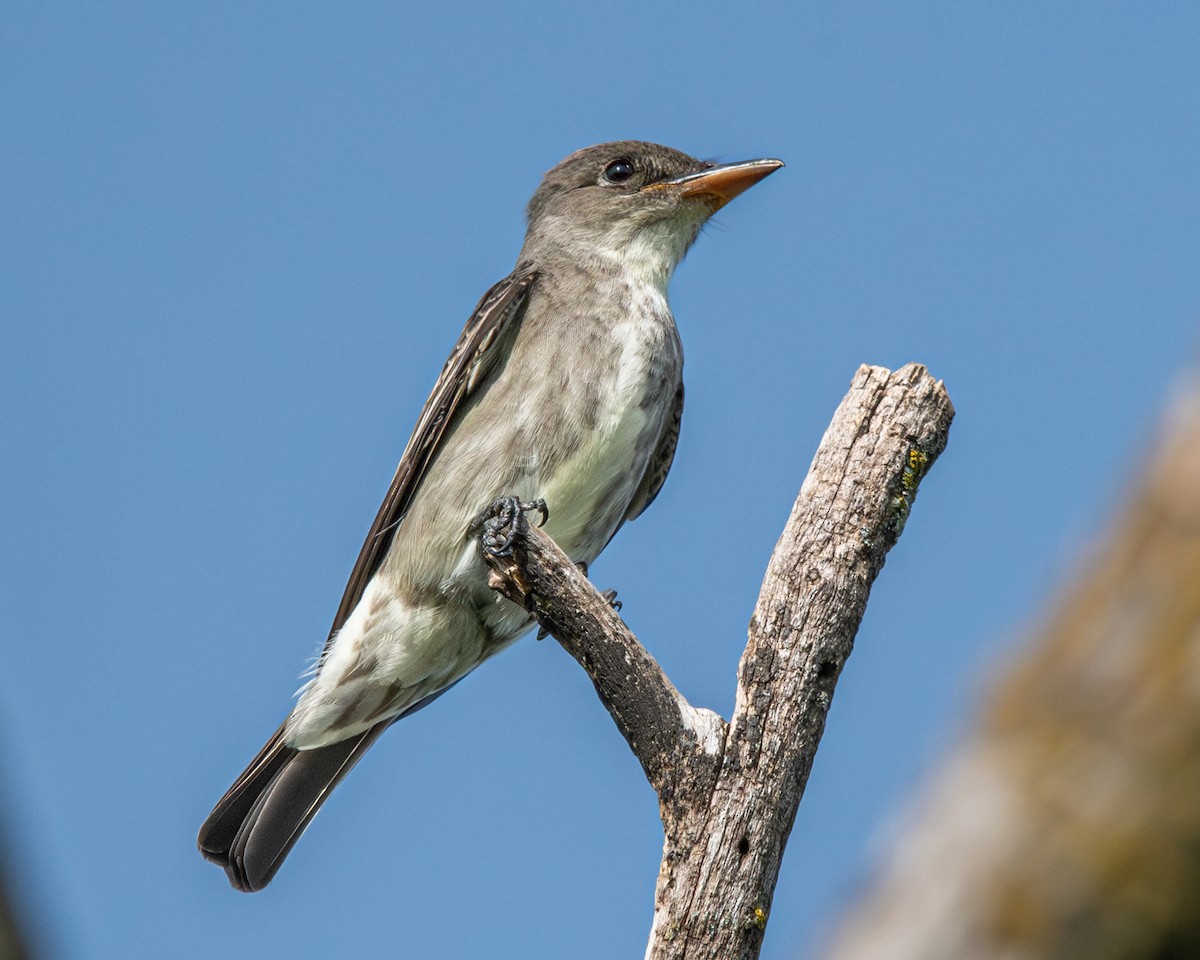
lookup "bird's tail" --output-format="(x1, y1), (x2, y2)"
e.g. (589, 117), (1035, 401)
(197, 720), (388, 892)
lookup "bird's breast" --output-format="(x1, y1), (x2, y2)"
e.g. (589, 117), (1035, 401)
(529, 280), (681, 560)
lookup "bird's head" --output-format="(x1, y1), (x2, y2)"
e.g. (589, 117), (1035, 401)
(521, 141), (782, 285)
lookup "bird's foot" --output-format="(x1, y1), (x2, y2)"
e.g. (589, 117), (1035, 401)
(480, 496), (549, 557)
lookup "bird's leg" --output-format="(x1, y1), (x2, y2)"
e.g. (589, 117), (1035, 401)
(575, 562), (622, 613)
(571, 559), (622, 613)
(479, 495), (549, 558)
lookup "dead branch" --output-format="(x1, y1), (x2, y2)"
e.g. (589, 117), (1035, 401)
(483, 363), (953, 959)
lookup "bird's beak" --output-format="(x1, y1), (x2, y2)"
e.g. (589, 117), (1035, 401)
(643, 158), (784, 211)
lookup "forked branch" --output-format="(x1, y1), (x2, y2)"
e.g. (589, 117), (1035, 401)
(482, 363), (954, 960)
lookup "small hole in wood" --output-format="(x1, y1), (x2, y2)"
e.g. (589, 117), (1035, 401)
(737, 836), (750, 857)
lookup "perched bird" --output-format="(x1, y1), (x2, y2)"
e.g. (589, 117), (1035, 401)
(198, 141), (782, 891)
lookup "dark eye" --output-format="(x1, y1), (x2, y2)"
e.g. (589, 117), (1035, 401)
(602, 159), (636, 184)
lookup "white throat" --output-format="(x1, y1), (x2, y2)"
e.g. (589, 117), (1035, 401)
(595, 214), (704, 294)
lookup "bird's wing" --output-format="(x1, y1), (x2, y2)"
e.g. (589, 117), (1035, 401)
(326, 269), (538, 643)
(625, 381), (684, 522)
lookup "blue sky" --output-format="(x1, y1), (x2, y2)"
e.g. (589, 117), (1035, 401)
(3, 3), (1198, 958)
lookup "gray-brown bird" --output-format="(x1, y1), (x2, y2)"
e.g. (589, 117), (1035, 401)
(198, 141), (782, 891)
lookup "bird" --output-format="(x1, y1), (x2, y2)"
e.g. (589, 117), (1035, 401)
(198, 140), (782, 891)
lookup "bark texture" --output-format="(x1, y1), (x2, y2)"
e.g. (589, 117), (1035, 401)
(817, 372), (1200, 960)
(484, 363), (953, 959)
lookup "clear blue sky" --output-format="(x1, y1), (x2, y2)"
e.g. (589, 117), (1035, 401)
(3, 3), (1197, 958)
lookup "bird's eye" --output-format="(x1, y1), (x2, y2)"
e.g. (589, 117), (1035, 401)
(602, 159), (636, 184)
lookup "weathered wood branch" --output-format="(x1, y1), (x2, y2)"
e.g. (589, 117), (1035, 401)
(483, 363), (953, 960)
(485, 527), (727, 797)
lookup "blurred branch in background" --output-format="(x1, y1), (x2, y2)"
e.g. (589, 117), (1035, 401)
(817, 368), (1200, 960)
(0, 870), (32, 960)
(0, 717), (47, 960)
(0, 789), (34, 960)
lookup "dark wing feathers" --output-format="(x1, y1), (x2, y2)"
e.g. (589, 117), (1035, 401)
(197, 271), (536, 890)
(625, 381), (683, 522)
(328, 270), (536, 639)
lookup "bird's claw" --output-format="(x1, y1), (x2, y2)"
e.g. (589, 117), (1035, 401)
(535, 579), (621, 641)
(481, 496), (549, 557)
(574, 561), (620, 612)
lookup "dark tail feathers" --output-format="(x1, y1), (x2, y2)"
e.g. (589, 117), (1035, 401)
(197, 721), (387, 892)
